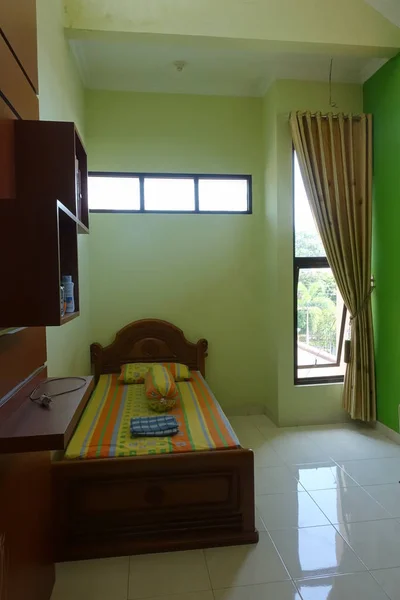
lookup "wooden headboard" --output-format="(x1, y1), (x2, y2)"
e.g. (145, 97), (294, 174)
(90, 319), (208, 381)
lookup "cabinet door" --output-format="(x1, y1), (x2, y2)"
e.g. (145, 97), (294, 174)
(0, 0), (38, 92)
(0, 96), (16, 200)
(0, 34), (38, 120)
(0, 532), (6, 600)
(0, 452), (54, 600)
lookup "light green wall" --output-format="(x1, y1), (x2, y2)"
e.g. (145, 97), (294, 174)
(32, 3), (371, 419)
(86, 82), (362, 422)
(36, 0), (91, 375)
(262, 85), (279, 422)
(37, 0), (85, 137)
(263, 80), (363, 425)
(86, 90), (268, 414)
(65, 0), (400, 50)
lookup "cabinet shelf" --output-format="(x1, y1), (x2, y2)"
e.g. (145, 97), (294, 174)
(0, 120), (89, 327)
(61, 312), (80, 325)
(58, 200), (89, 234)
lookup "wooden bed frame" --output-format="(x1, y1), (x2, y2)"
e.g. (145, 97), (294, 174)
(52, 319), (258, 561)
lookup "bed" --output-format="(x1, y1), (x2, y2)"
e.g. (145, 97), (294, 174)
(52, 319), (258, 560)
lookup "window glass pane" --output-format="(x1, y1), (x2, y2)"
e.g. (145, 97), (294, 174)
(198, 179), (249, 212)
(294, 154), (326, 257)
(297, 267), (349, 380)
(88, 176), (140, 210)
(144, 178), (195, 211)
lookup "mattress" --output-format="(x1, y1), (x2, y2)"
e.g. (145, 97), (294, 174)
(64, 371), (240, 459)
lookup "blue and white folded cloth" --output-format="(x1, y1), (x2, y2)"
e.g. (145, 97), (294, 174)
(130, 415), (179, 437)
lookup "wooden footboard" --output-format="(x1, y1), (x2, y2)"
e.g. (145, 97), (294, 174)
(52, 448), (258, 561)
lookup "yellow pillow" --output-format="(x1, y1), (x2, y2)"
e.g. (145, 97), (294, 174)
(118, 363), (153, 384)
(162, 362), (191, 382)
(119, 362), (190, 384)
(145, 365), (179, 412)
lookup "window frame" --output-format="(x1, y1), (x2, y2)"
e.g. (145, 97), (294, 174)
(88, 172), (252, 214)
(292, 153), (346, 386)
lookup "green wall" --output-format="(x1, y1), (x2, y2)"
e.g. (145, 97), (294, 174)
(86, 90), (267, 414)
(364, 55), (400, 432)
(37, 0), (91, 376)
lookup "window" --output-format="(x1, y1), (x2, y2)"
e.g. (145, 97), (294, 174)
(294, 152), (348, 384)
(88, 176), (140, 211)
(88, 173), (252, 213)
(198, 178), (249, 212)
(144, 177), (195, 211)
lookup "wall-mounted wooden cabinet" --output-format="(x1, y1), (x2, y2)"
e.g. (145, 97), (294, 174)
(0, 120), (89, 327)
(0, 0), (39, 94)
(14, 120), (89, 232)
(0, 33), (38, 121)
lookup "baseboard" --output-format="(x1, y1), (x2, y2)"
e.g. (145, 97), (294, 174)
(374, 420), (400, 445)
(264, 405), (278, 426)
(224, 403), (266, 417)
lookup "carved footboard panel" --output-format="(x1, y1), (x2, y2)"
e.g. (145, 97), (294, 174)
(53, 448), (258, 560)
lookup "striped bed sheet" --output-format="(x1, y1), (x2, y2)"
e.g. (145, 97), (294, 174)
(64, 371), (240, 459)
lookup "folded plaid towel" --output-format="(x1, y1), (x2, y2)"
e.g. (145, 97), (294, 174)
(130, 415), (179, 437)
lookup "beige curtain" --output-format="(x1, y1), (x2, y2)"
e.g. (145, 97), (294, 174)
(290, 111), (376, 422)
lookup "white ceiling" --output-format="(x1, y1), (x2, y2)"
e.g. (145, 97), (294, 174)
(69, 35), (391, 97)
(365, 0), (400, 27)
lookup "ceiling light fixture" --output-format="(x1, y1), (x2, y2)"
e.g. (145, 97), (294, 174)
(173, 61), (187, 72)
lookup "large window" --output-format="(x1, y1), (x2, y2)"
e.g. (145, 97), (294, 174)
(294, 153), (348, 384)
(88, 173), (252, 213)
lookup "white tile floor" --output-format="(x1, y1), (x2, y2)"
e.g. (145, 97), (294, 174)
(51, 416), (400, 600)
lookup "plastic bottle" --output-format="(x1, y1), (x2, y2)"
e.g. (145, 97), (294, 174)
(60, 285), (65, 317)
(62, 275), (75, 313)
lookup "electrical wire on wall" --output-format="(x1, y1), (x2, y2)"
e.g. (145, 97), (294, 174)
(29, 377), (87, 409)
(329, 58), (338, 109)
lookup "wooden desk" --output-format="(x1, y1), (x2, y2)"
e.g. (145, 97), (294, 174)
(0, 376), (94, 453)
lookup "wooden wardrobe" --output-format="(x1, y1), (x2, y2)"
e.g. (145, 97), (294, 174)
(0, 2), (55, 600)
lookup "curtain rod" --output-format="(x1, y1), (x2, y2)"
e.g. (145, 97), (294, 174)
(289, 112), (364, 121)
